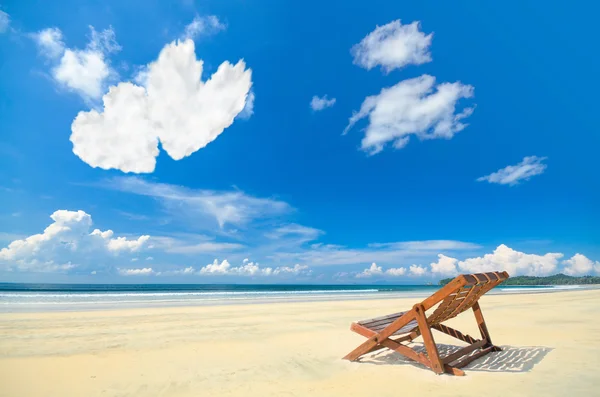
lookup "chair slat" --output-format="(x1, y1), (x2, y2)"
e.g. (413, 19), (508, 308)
(357, 311), (406, 326)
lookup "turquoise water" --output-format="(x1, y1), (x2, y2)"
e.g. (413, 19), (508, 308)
(0, 283), (580, 312)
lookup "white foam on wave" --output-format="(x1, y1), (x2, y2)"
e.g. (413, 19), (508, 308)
(0, 289), (380, 299)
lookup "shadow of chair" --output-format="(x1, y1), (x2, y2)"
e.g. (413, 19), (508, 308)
(361, 343), (553, 373)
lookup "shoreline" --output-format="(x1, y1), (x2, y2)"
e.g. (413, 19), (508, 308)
(1, 284), (597, 314)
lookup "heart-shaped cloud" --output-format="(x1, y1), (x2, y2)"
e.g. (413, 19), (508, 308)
(71, 39), (252, 173)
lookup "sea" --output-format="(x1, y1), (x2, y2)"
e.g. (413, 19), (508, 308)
(0, 283), (585, 313)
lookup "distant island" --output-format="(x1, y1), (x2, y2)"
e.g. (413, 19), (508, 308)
(439, 273), (600, 286)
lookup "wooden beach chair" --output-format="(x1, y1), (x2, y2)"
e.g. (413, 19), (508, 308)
(343, 271), (509, 376)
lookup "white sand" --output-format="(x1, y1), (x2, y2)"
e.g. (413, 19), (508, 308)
(1, 289), (599, 396)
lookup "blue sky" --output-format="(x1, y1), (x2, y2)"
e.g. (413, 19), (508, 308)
(0, 0), (598, 283)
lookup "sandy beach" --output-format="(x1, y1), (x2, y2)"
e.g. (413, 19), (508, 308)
(1, 289), (599, 397)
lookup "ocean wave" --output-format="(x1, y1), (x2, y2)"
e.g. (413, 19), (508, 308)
(0, 289), (381, 299)
(0, 293), (401, 305)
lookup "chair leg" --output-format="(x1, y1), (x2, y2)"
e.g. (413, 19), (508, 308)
(472, 301), (500, 351)
(414, 304), (444, 375)
(444, 365), (466, 376)
(343, 337), (379, 361)
(343, 310), (418, 361)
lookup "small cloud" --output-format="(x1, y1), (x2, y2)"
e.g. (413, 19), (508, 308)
(117, 211), (149, 221)
(166, 241), (244, 254)
(477, 156), (547, 186)
(0, 10), (11, 34)
(146, 256), (154, 261)
(310, 95), (336, 111)
(357, 263), (406, 278)
(106, 235), (149, 252)
(351, 20), (433, 73)
(356, 263), (383, 278)
(562, 254), (600, 276)
(198, 259), (311, 277)
(266, 223), (323, 243)
(409, 264), (427, 276)
(118, 267), (155, 276)
(372, 240), (481, 251)
(33, 26), (121, 100)
(344, 75), (474, 154)
(430, 254), (458, 276)
(162, 266), (196, 276)
(386, 267), (406, 276)
(181, 15), (226, 41)
(273, 264), (311, 276)
(34, 27), (65, 59)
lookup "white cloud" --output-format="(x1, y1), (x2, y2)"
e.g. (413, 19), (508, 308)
(199, 259), (310, 277)
(409, 264), (427, 276)
(430, 254), (459, 275)
(107, 235), (150, 252)
(357, 263), (383, 278)
(349, 246), (600, 280)
(357, 262), (407, 278)
(104, 177), (290, 229)
(237, 90), (255, 120)
(199, 259), (236, 275)
(562, 254), (600, 276)
(437, 244), (563, 277)
(310, 95), (336, 111)
(477, 156), (547, 186)
(161, 266), (196, 276)
(34, 27), (66, 59)
(351, 20), (432, 72)
(427, 246), (600, 278)
(272, 264), (311, 276)
(117, 211), (150, 221)
(0, 210), (150, 273)
(34, 26), (120, 100)
(181, 15), (226, 40)
(370, 240), (480, 251)
(266, 224), (323, 243)
(344, 75), (474, 154)
(166, 241), (245, 254)
(275, 238), (479, 268)
(70, 39), (252, 173)
(118, 267), (155, 276)
(386, 267), (407, 276)
(146, 256), (154, 261)
(0, 10), (10, 34)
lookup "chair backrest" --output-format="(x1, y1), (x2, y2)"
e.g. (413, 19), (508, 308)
(423, 271), (509, 325)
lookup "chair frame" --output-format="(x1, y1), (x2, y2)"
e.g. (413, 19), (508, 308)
(343, 271), (509, 376)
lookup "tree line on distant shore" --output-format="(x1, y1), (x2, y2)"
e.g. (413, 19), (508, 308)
(439, 273), (600, 286)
